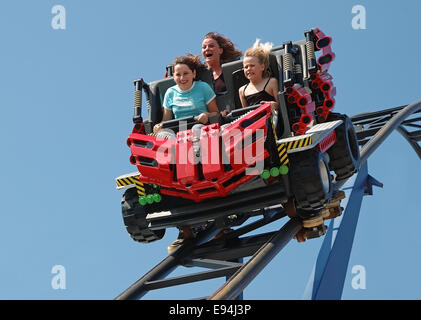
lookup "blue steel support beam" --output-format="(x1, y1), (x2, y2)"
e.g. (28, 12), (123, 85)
(305, 101), (421, 299)
(309, 161), (368, 300)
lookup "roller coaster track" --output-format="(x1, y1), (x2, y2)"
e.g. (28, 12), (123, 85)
(115, 100), (421, 300)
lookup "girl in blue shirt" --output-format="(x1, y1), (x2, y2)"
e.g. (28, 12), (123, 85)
(153, 55), (219, 134)
(153, 55), (219, 253)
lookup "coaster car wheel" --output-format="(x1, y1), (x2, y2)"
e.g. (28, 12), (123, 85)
(121, 187), (165, 243)
(327, 113), (360, 181)
(289, 149), (333, 211)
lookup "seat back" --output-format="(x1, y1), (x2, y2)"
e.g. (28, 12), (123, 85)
(147, 77), (175, 124)
(219, 60), (244, 111)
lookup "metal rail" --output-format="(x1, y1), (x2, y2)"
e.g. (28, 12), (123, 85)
(359, 100), (421, 164)
(335, 100), (421, 190)
(115, 207), (287, 300)
(115, 225), (220, 300)
(351, 102), (421, 159)
(396, 126), (421, 159)
(208, 218), (302, 300)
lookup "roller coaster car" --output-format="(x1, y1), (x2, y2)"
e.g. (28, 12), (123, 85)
(115, 28), (361, 244)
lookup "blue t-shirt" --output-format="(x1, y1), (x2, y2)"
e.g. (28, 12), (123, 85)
(163, 81), (216, 119)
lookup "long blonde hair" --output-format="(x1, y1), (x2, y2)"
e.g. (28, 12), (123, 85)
(244, 39), (273, 78)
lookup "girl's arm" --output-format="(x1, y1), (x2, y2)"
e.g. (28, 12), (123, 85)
(162, 107), (174, 121)
(153, 107), (173, 134)
(197, 97), (219, 124)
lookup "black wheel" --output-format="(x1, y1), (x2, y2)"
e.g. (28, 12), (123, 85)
(121, 187), (165, 243)
(289, 149), (333, 211)
(327, 113), (360, 181)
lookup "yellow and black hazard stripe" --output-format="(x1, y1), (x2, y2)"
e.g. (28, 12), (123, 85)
(134, 180), (146, 197)
(278, 143), (289, 165)
(277, 136), (313, 165)
(116, 175), (146, 197)
(286, 136), (312, 151)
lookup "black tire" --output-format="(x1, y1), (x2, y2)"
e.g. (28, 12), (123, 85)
(327, 113), (360, 181)
(121, 187), (165, 243)
(289, 149), (333, 211)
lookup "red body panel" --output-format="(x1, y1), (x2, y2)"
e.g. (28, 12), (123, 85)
(200, 124), (224, 180)
(127, 103), (273, 202)
(128, 133), (176, 185)
(317, 130), (337, 153)
(176, 129), (199, 185)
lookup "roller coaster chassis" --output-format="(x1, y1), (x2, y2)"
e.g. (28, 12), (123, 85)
(115, 28), (361, 245)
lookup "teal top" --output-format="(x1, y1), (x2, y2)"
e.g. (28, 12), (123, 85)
(163, 81), (216, 119)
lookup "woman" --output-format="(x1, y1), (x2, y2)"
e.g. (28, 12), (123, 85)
(201, 32), (242, 94)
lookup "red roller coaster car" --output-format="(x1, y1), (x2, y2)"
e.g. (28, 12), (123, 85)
(116, 28), (360, 243)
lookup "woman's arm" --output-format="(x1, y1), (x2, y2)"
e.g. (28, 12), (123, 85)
(207, 97), (219, 114)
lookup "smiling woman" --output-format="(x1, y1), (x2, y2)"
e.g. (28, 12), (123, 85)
(201, 32), (242, 94)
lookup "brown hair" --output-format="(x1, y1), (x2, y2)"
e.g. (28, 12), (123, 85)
(203, 32), (242, 64)
(244, 39), (273, 78)
(172, 54), (207, 78)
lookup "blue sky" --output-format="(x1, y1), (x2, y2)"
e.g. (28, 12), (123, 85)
(0, 0), (420, 299)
